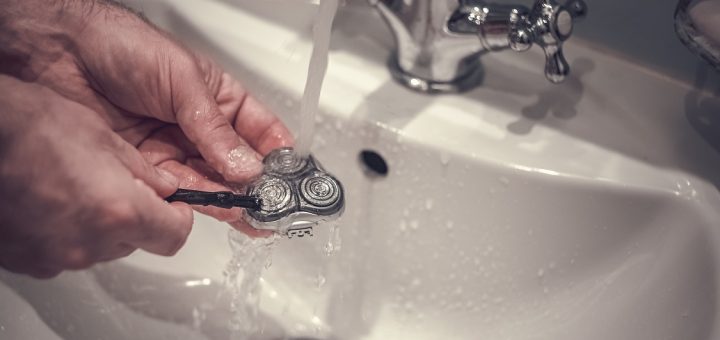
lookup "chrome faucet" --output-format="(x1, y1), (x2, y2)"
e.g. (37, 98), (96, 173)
(675, 0), (720, 71)
(367, 0), (588, 93)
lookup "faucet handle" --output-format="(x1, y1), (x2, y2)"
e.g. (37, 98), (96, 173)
(511, 0), (587, 83)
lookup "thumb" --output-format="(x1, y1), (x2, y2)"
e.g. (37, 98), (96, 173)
(111, 134), (179, 198)
(171, 62), (264, 183)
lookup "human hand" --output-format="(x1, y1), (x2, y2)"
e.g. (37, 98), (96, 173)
(0, 75), (195, 278)
(0, 1), (293, 277)
(0, 0), (293, 231)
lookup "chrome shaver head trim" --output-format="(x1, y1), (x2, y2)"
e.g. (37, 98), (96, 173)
(244, 148), (344, 237)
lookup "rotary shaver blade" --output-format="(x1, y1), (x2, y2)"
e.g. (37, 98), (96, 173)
(245, 148), (344, 238)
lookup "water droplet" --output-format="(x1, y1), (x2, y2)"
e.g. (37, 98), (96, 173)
(316, 273), (327, 288)
(410, 220), (419, 230)
(425, 198), (434, 210)
(440, 152), (451, 165)
(537, 268), (545, 278)
(499, 177), (510, 186)
(446, 221), (455, 230)
(324, 224), (342, 256)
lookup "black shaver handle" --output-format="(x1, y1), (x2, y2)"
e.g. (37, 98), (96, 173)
(166, 189), (262, 210)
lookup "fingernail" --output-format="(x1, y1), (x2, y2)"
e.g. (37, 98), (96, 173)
(158, 168), (179, 188)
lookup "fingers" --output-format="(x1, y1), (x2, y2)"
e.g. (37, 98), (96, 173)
(229, 220), (274, 238)
(159, 160), (273, 238)
(96, 243), (136, 263)
(138, 128), (255, 225)
(158, 159), (245, 223)
(112, 134), (179, 198)
(214, 72), (294, 155)
(125, 178), (194, 256)
(0, 256), (61, 279)
(170, 60), (264, 184)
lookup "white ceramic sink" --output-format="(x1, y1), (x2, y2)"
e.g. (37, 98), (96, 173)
(2, 1), (720, 339)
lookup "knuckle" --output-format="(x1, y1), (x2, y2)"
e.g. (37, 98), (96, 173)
(59, 248), (94, 270)
(99, 200), (140, 227)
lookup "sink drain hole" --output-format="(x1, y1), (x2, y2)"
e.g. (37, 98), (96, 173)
(359, 150), (388, 177)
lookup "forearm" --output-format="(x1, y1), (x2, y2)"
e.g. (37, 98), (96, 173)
(0, 0), (146, 80)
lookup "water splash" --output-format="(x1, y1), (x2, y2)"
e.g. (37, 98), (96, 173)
(323, 224), (341, 256)
(223, 230), (280, 338)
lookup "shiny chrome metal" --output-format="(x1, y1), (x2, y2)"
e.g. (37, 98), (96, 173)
(675, 0), (720, 70)
(244, 148), (345, 238)
(368, 0), (587, 93)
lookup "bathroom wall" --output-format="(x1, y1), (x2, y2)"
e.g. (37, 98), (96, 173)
(570, 0), (718, 86)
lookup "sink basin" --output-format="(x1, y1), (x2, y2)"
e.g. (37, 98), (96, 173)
(2, 0), (720, 339)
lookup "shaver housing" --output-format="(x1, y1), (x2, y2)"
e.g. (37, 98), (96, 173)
(244, 148), (344, 237)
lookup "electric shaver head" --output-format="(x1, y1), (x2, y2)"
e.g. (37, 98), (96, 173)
(244, 148), (344, 238)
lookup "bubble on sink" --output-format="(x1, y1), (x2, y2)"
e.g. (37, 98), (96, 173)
(315, 273), (327, 288)
(499, 176), (510, 186)
(445, 220), (455, 230)
(425, 198), (434, 210)
(537, 268), (546, 278)
(192, 307), (206, 330)
(409, 220), (419, 230)
(399, 220), (408, 232)
(440, 152), (451, 166)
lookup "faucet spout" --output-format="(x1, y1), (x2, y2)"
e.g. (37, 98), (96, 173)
(370, 0), (485, 92)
